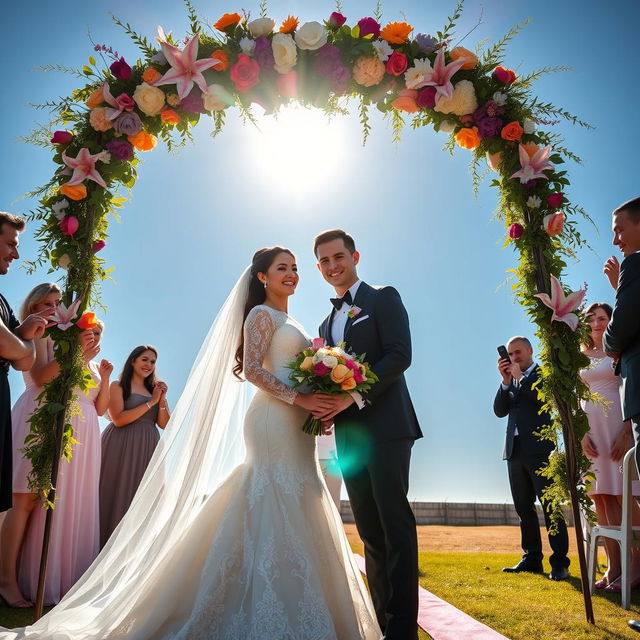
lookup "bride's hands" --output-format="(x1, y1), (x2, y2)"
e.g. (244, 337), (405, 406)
(294, 393), (335, 418)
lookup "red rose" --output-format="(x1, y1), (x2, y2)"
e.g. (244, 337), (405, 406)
(416, 86), (436, 108)
(547, 192), (564, 208)
(51, 131), (74, 144)
(385, 50), (408, 76)
(492, 65), (516, 85)
(230, 54), (261, 93)
(328, 12), (347, 28)
(509, 223), (524, 239)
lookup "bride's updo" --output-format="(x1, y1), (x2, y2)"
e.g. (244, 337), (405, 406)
(233, 246), (295, 378)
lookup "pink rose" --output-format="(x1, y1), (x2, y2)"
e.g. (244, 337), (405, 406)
(547, 192), (564, 208)
(313, 362), (330, 376)
(328, 12), (347, 28)
(311, 337), (326, 350)
(93, 240), (106, 253)
(230, 54), (261, 93)
(353, 370), (365, 384)
(543, 213), (565, 236)
(391, 89), (419, 114)
(277, 70), (298, 98)
(509, 223), (524, 239)
(115, 93), (135, 111)
(59, 216), (79, 236)
(51, 130), (74, 144)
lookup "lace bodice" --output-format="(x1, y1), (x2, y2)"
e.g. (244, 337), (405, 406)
(243, 305), (310, 405)
(579, 354), (620, 398)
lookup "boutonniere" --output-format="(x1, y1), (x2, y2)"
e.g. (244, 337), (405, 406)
(348, 306), (362, 319)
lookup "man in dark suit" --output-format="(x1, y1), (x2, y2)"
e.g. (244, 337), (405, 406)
(494, 336), (570, 580)
(315, 229), (422, 640)
(602, 199), (640, 636)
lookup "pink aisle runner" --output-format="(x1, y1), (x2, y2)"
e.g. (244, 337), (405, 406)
(354, 554), (510, 640)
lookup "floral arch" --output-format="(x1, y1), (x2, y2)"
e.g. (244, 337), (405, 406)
(23, 1), (596, 621)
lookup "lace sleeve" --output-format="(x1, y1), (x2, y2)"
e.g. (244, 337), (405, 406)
(243, 307), (298, 405)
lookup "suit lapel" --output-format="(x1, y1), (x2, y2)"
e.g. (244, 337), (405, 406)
(321, 308), (336, 345)
(343, 282), (369, 344)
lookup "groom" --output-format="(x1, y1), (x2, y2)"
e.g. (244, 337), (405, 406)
(315, 229), (422, 640)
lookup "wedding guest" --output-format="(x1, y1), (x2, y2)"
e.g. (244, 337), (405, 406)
(580, 302), (640, 591)
(317, 431), (342, 511)
(0, 283), (60, 607)
(494, 336), (570, 580)
(17, 319), (112, 605)
(604, 255), (620, 291)
(99, 346), (170, 547)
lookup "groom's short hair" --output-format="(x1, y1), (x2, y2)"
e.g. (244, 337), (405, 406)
(313, 229), (356, 256)
(614, 197), (640, 223)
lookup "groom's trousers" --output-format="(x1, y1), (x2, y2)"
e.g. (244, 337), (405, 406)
(339, 435), (418, 640)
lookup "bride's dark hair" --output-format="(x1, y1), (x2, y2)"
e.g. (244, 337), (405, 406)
(233, 246), (295, 379)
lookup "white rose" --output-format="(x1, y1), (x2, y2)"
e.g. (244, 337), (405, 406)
(203, 84), (233, 111)
(523, 119), (536, 134)
(322, 355), (339, 368)
(58, 254), (71, 270)
(434, 80), (478, 116)
(492, 91), (507, 106)
(239, 37), (256, 56)
(133, 82), (165, 116)
(438, 120), (456, 134)
(248, 17), (275, 37)
(294, 21), (327, 50)
(272, 33), (297, 74)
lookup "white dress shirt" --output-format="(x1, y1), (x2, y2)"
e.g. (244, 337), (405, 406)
(331, 280), (362, 345)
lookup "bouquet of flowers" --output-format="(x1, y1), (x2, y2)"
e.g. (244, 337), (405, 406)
(287, 338), (378, 435)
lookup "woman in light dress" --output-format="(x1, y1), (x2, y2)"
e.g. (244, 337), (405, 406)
(580, 302), (640, 591)
(0, 247), (380, 639)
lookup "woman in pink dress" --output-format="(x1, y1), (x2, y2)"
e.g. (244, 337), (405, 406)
(0, 283), (60, 608)
(13, 317), (112, 606)
(580, 302), (640, 591)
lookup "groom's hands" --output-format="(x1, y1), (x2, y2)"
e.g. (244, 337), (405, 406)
(319, 393), (355, 422)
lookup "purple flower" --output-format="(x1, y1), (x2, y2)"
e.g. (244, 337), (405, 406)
(357, 17), (380, 38)
(523, 179), (538, 190)
(473, 100), (504, 123)
(330, 65), (351, 93)
(254, 36), (275, 70)
(416, 86), (437, 108)
(328, 12), (347, 28)
(476, 117), (503, 139)
(113, 112), (142, 136)
(314, 44), (342, 75)
(109, 57), (131, 80)
(105, 140), (134, 162)
(151, 50), (167, 65)
(180, 89), (205, 113)
(415, 33), (437, 53)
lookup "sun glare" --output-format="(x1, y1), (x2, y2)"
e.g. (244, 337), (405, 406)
(250, 105), (345, 196)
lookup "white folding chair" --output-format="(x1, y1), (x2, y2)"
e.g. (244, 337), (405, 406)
(588, 448), (640, 609)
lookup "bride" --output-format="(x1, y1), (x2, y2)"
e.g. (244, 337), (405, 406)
(0, 247), (381, 639)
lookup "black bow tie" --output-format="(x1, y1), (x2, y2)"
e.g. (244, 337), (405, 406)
(330, 290), (353, 311)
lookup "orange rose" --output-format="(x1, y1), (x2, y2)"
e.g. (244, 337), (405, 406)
(543, 213), (565, 236)
(60, 184), (87, 200)
(85, 86), (104, 108)
(380, 21), (413, 44)
(501, 121), (524, 141)
(300, 356), (314, 371)
(142, 67), (162, 84)
(214, 12), (242, 32)
(128, 131), (157, 152)
(330, 364), (351, 384)
(279, 15), (299, 34)
(89, 107), (113, 132)
(341, 376), (357, 391)
(521, 142), (539, 158)
(450, 46), (478, 70)
(455, 126), (481, 149)
(391, 89), (419, 114)
(77, 312), (99, 330)
(160, 109), (181, 125)
(210, 50), (229, 71)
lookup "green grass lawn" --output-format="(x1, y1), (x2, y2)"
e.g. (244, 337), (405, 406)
(1, 551), (638, 638)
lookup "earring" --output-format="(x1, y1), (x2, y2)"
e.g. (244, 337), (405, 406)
(263, 282), (267, 289)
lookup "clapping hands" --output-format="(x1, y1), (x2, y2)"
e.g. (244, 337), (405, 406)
(604, 256), (620, 291)
(152, 381), (168, 405)
(80, 330), (100, 364)
(98, 359), (113, 381)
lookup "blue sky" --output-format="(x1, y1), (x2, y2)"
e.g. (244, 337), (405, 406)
(0, 1), (638, 502)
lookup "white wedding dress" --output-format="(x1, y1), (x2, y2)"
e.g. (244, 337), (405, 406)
(0, 290), (380, 639)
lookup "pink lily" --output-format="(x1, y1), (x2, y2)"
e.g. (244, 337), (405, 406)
(50, 298), (82, 331)
(511, 144), (553, 184)
(423, 48), (465, 102)
(534, 275), (586, 331)
(154, 31), (221, 100)
(101, 83), (136, 121)
(62, 148), (110, 188)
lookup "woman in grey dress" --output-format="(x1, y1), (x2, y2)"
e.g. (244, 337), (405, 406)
(99, 345), (170, 547)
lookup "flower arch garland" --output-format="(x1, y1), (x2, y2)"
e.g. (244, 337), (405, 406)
(23, 0), (596, 619)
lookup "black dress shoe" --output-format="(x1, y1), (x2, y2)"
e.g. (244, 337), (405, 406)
(549, 566), (569, 581)
(628, 620), (640, 632)
(502, 560), (544, 574)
